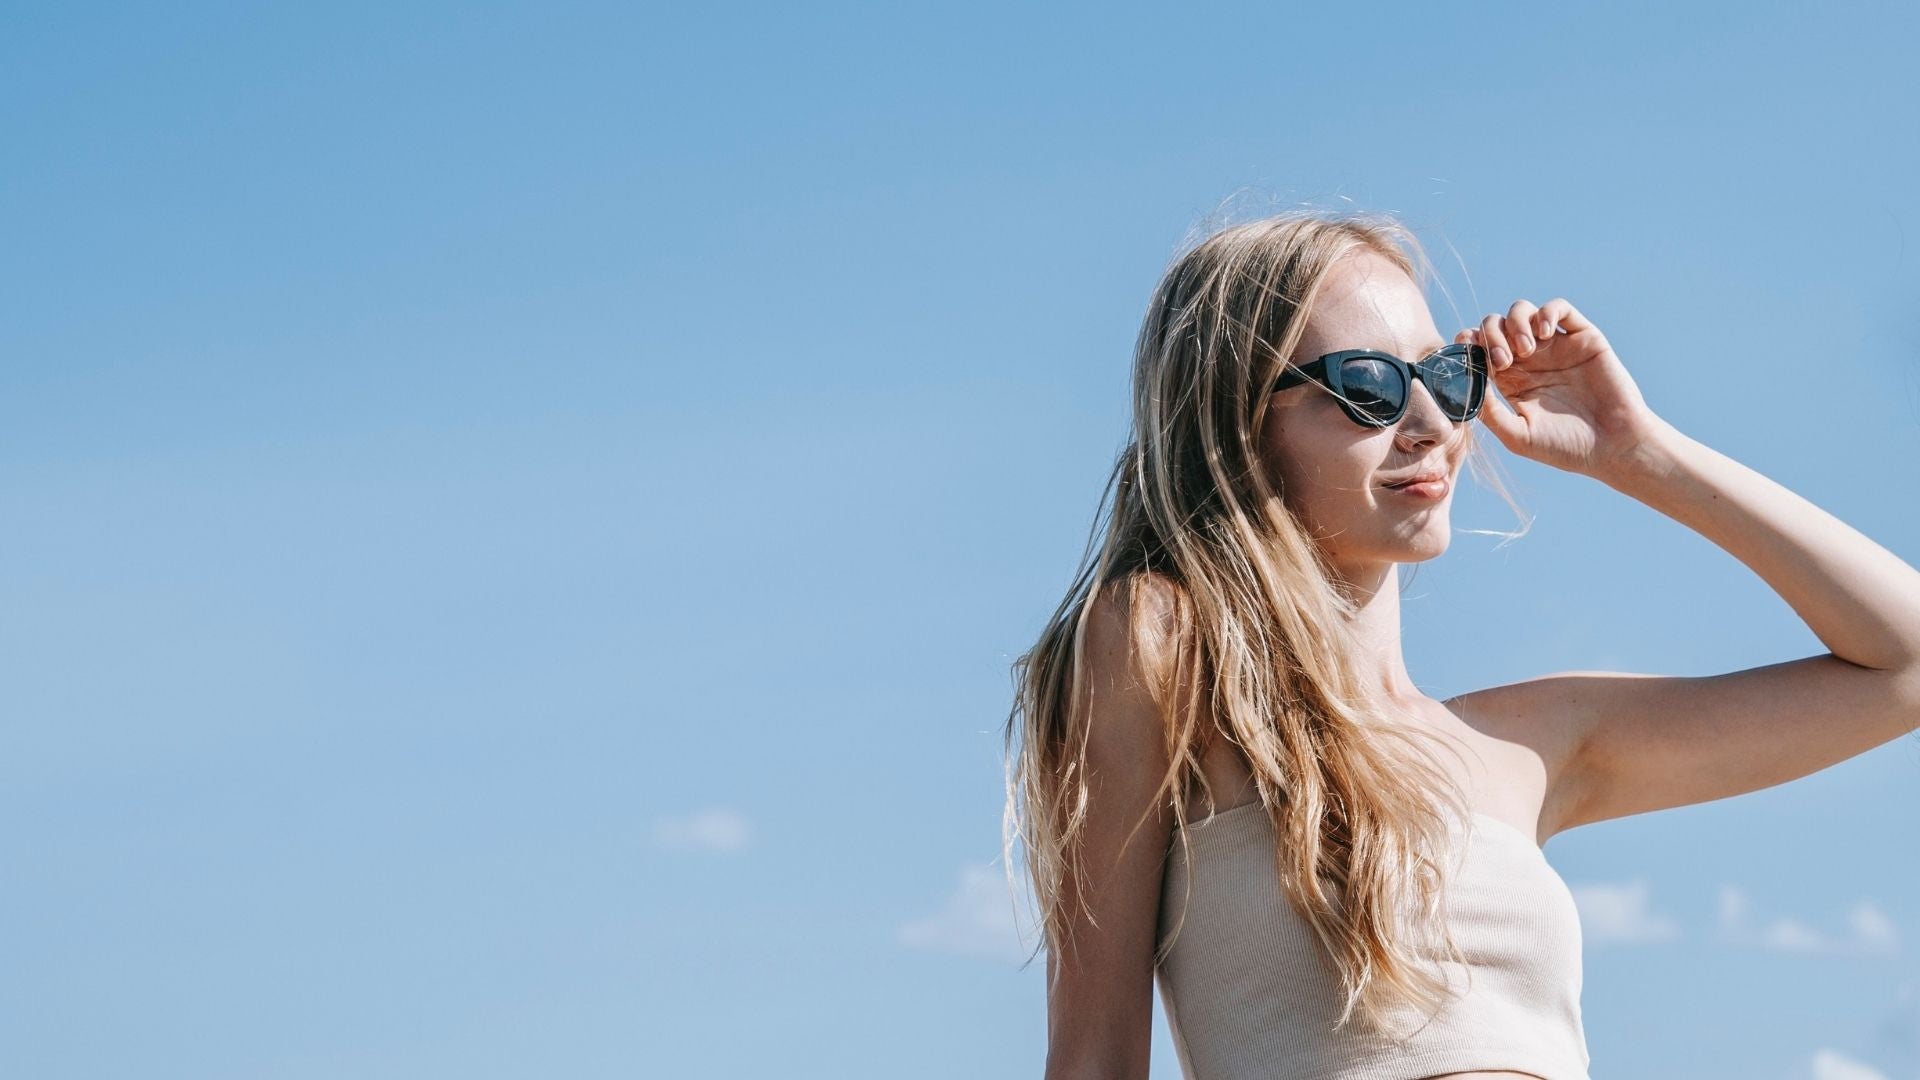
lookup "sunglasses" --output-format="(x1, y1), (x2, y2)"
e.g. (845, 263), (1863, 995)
(1271, 343), (1489, 428)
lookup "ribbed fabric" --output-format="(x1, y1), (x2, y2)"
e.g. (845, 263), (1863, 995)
(1155, 801), (1590, 1080)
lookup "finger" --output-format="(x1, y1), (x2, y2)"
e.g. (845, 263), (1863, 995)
(1456, 326), (1483, 363)
(1462, 328), (1499, 376)
(1534, 297), (1598, 340)
(1478, 313), (1513, 371)
(1506, 298), (1541, 357)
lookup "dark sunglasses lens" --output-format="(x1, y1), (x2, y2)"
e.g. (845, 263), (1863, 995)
(1338, 356), (1407, 422)
(1422, 348), (1479, 417)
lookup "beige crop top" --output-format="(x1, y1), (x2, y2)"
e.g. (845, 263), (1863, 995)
(1155, 801), (1590, 1080)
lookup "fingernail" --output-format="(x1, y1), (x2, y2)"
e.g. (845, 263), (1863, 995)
(1516, 334), (1533, 352)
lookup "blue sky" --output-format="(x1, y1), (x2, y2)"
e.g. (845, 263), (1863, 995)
(4, 2), (1919, 1078)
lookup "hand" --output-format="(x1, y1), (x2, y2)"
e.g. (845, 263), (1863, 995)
(1458, 298), (1669, 480)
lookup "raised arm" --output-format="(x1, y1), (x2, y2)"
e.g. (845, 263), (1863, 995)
(1460, 299), (1920, 834)
(1553, 418), (1920, 830)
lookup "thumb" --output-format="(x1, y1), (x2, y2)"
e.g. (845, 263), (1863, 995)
(1475, 379), (1526, 447)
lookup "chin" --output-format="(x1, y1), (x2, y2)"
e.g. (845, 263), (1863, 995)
(1396, 527), (1452, 562)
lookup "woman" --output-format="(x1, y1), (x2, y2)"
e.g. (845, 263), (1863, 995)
(1001, 210), (1920, 1080)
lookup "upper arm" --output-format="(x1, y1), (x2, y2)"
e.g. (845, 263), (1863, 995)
(1043, 578), (1179, 1080)
(1543, 654), (1920, 833)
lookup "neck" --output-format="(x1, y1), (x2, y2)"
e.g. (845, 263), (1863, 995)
(1327, 558), (1422, 703)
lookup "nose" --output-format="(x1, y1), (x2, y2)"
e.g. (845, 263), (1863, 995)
(1394, 376), (1454, 444)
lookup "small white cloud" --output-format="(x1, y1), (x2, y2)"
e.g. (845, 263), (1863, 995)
(1717, 884), (1751, 932)
(1717, 883), (1902, 956)
(1762, 917), (1833, 954)
(1809, 1047), (1888, 1080)
(1569, 879), (1681, 945)
(1845, 901), (1900, 955)
(650, 807), (751, 853)
(897, 862), (1038, 965)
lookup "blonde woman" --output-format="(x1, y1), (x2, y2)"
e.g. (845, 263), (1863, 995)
(1002, 210), (1920, 1080)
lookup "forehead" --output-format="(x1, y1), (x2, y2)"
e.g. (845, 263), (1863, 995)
(1292, 249), (1443, 359)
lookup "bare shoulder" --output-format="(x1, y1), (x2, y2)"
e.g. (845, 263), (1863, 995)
(1078, 572), (1189, 697)
(1102, 569), (1185, 646)
(1443, 673), (1583, 748)
(1078, 571), (1185, 739)
(1442, 673), (1596, 841)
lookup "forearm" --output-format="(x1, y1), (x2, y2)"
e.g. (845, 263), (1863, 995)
(1597, 417), (1920, 673)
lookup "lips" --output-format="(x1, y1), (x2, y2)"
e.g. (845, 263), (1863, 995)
(1382, 471), (1446, 488)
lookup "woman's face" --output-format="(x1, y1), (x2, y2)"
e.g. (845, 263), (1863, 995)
(1259, 248), (1470, 579)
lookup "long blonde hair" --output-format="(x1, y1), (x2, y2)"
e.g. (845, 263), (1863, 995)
(1001, 207), (1525, 1038)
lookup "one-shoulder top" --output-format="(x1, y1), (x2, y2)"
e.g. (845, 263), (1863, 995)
(1155, 801), (1590, 1080)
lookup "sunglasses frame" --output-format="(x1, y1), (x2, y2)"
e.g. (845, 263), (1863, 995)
(1271, 343), (1489, 428)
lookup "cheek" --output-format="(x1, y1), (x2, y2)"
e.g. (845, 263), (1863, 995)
(1261, 428), (1319, 497)
(1265, 441), (1373, 516)
(1260, 402), (1389, 506)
